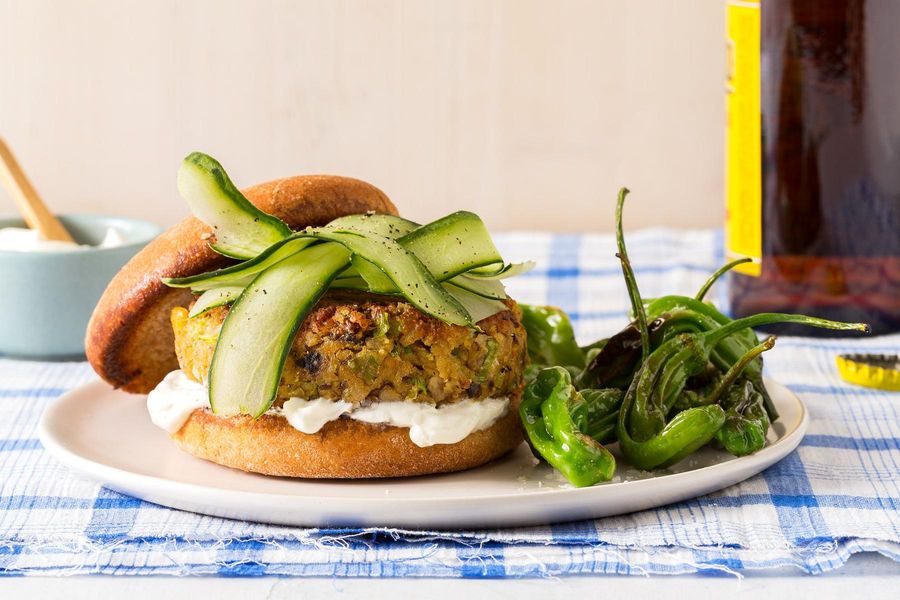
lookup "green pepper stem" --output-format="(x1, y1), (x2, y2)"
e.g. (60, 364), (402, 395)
(706, 312), (869, 347)
(614, 187), (650, 363)
(706, 336), (775, 403)
(694, 257), (753, 302)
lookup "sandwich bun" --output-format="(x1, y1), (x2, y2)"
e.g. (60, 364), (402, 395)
(172, 399), (522, 478)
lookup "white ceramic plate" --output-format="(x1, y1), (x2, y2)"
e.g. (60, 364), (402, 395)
(39, 378), (807, 529)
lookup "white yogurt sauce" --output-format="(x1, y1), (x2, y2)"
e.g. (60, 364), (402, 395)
(353, 397), (508, 446)
(0, 226), (126, 252)
(146, 370), (509, 447)
(146, 370), (209, 433)
(281, 397), (353, 434)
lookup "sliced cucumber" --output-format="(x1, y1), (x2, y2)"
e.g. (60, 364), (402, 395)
(326, 213), (418, 239)
(445, 283), (508, 323)
(467, 261), (536, 280)
(394, 211), (503, 279)
(323, 211), (505, 294)
(332, 277), (506, 322)
(332, 260), (508, 301)
(189, 286), (245, 318)
(298, 229), (472, 326)
(164, 236), (315, 291)
(331, 275), (381, 291)
(449, 274), (507, 299)
(333, 217), (510, 300)
(330, 213), (503, 281)
(178, 152), (292, 259)
(325, 211), (501, 279)
(208, 242), (352, 417)
(333, 264), (362, 281)
(333, 267), (508, 304)
(351, 256), (396, 293)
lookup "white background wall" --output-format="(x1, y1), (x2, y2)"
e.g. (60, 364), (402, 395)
(0, 0), (726, 232)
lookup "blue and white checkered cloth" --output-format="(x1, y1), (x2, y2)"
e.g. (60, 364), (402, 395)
(1, 229), (898, 577)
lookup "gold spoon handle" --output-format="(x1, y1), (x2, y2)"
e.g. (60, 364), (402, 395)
(0, 137), (74, 242)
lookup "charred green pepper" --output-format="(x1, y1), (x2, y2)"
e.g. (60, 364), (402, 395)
(520, 304), (586, 369)
(671, 336), (775, 413)
(716, 378), (771, 456)
(577, 314), (667, 390)
(571, 387), (624, 444)
(605, 189), (725, 468)
(646, 298), (778, 421)
(579, 258), (752, 393)
(619, 310), (865, 469)
(611, 188), (867, 470)
(520, 367), (616, 487)
(632, 312), (863, 428)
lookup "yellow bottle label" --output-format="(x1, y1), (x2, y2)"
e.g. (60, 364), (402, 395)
(725, 0), (762, 276)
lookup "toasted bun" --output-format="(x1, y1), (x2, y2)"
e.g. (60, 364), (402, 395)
(171, 394), (523, 478)
(86, 175), (398, 394)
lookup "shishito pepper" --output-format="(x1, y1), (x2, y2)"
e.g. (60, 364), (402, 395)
(629, 332), (777, 439)
(645, 256), (777, 420)
(608, 189), (720, 459)
(520, 304), (586, 369)
(645, 296), (778, 420)
(520, 367), (616, 487)
(618, 309), (866, 470)
(604, 189), (724, 469)
(577, 314), (667, 390)
(579, 259), (757, 396)
(612, 188), (868, 470)
(648, 257), (775, 417)
(673, 336), (776, 413)
(519, 187), (870, 483)
(618, 400), (727, 471)
(715, 378), (771, 456)
(571, 387), (624, 444)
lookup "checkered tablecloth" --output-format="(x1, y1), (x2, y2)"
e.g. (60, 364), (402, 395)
(1, 229), (898, 576)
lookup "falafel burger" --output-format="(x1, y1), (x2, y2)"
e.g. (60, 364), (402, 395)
(86, 152), (533, 478)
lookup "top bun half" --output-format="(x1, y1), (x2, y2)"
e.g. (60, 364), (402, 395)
(86, 175), (398, 394)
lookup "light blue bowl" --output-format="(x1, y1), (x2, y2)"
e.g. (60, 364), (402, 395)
(0, 214), (162, 360)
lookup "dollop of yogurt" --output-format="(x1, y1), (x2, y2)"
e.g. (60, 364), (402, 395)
(353, 398), (508, 446)
(146, 370), (209, 433)
(146, 370), (510, 446)
(282, 397), (353, 434)
(0, 226), (126, 252)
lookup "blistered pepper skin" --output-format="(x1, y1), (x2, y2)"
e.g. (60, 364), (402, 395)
(520, 367), (616, 487)
(716, 379), (770, 456)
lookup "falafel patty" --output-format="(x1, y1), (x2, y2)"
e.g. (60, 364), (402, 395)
(171, 291), (527, 406)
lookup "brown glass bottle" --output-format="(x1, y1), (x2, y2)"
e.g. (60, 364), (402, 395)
(726, 0), (900, 336)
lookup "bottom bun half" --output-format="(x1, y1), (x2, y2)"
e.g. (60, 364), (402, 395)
(171, 395), (523, 478)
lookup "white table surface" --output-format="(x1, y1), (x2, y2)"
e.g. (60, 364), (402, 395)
(3, 552), (897, 599)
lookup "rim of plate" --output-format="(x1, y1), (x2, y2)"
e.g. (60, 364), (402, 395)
(38, 378), (808, 504)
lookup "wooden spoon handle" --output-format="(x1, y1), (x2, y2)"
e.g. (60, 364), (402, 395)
(0, 137), (74, 242)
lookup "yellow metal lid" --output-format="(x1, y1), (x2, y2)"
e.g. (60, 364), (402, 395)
(836, 354), (900, 392)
